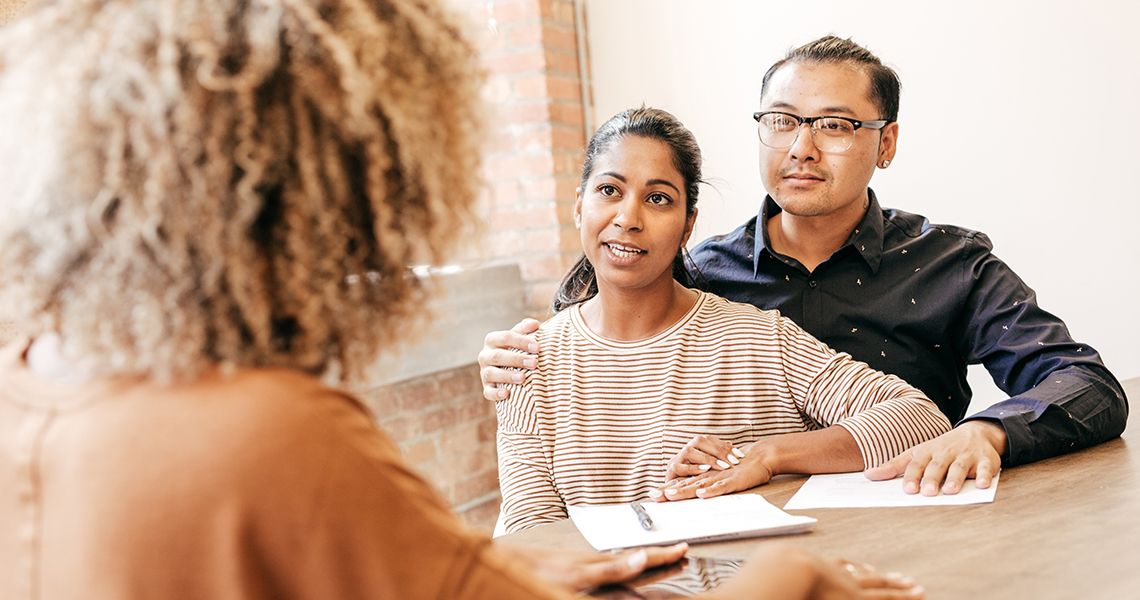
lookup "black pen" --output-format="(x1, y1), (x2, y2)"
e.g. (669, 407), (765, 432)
(630, 501), (655, 531)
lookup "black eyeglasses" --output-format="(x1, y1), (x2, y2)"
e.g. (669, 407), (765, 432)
(753, 111), (891, 153)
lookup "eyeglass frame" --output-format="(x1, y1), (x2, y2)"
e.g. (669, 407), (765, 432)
(751, 111), (893, 152)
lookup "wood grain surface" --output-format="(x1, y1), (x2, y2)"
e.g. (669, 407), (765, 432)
(501, 377), (1139, 600)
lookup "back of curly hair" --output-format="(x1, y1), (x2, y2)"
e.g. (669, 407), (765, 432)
(0, 0), (484, 382)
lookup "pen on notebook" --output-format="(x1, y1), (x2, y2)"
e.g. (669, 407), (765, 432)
(630, 501), (655, 531)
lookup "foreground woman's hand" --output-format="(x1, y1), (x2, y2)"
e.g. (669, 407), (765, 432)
(708, 546), (924, 600)
(493, 540), (688, 592)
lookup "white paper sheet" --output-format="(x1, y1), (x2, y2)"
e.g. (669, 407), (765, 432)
(783, 472), (1000, 509)
(567, 494), (816, 551)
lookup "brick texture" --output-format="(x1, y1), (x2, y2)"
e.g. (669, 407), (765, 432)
(453, 0), (589, 319)
(369, 0), (592, 530)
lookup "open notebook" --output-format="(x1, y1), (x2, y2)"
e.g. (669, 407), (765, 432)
(568, 494), (816, 551)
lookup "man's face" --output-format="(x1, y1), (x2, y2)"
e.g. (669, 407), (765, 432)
(757, 61), (897, 219)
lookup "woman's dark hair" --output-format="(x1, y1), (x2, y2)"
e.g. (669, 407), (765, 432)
(553, 107), (704, 313)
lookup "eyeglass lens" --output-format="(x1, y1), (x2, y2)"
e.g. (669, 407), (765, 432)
(757, 113), (856, 152)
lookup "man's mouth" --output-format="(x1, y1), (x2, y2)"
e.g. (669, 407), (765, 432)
(783, 172), (825, 181)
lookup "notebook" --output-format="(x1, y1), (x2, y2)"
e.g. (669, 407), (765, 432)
(567, 493), (816, 551)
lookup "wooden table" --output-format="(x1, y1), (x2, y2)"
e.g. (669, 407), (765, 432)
(501, 377), (1139, 599)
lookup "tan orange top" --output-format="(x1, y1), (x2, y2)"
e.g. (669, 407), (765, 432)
(0, 340), (569, 600)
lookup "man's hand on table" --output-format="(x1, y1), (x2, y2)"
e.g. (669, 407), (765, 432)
(478, 319), (540, 401)
(865, 420), (1006, 495)
(651, 435), (774, 501)
(493, 540), (688, 592)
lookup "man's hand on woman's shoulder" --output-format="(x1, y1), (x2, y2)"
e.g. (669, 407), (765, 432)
(478, 318), (541, 401)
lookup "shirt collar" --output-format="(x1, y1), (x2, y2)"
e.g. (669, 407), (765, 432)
(753, 189), (885, 275)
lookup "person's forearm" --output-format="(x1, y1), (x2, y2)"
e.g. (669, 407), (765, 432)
(966, 364), (1127, 465)
(749, 425), (863, 476)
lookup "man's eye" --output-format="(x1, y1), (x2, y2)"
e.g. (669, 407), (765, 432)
(770, 116), (797, 130)
(818, 119), (853, 132)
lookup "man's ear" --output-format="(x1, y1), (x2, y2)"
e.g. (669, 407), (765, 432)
(573, 187), (583, 229)
(878, 122), (899, 167)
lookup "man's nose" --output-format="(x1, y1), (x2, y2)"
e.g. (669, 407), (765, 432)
(788, 123), (820, 161)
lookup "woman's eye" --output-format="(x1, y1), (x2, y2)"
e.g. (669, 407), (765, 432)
(598, 184), (619, 196)
(647, 193), (672, 205)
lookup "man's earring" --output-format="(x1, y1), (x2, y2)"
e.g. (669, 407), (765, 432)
(880, 159), (891, 168)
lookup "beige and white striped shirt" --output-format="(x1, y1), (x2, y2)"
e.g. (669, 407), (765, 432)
(496, 291), (950, 533)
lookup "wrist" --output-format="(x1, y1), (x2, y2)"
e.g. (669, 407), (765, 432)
(963, 420), (1008, 455)
(747, 440), (781, 477)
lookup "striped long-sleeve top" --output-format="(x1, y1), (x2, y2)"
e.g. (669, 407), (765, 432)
(496, 291), (951, 534)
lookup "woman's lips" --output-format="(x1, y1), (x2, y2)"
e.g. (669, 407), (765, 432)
(602, 241), (646, 264)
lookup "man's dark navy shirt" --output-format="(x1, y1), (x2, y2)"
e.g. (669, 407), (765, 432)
(689, 190), (1127, 466)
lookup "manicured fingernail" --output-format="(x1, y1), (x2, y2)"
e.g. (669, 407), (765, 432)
(528, 342), (539, 353)
(522, 358), (537, 368)
(665, 488), (678, 496)
(732, 448), (745, 459)
(727, 454), (740, 465)
(716, 459), (730, 469)
(498, 388), (507, 400)
(698, 464), (711, 472)
(648, 488), (662, 498)
(627, 550), (647, 570)
(696, 488), (706, 496)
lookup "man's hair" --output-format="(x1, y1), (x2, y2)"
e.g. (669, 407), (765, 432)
(761, 35), (901, 122)
(0, 0), (484, 382)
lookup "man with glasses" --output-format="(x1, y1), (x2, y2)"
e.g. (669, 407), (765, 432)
(479, 36), (1127, 497)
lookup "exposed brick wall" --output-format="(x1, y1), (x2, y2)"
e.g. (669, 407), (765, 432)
(465, 0), (589, 317)
(379, 0), (592, 531)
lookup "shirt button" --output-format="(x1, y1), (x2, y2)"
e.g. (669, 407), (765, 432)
(808, 280), (818, 288)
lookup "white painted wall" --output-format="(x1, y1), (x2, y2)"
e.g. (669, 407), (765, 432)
(583, 0), (1140, 407)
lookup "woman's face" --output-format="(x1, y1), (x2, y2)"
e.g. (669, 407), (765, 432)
(574, 135), (696, 296)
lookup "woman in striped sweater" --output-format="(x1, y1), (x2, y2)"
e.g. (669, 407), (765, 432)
(495, 107), (951, 535)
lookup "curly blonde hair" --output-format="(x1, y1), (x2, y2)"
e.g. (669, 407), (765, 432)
(0, 0), (484, 382)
